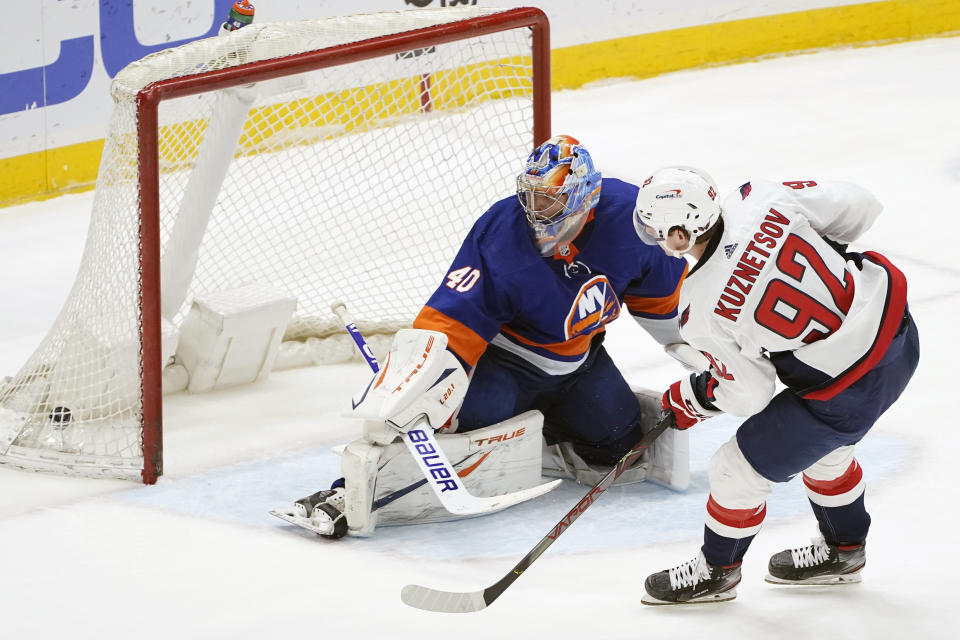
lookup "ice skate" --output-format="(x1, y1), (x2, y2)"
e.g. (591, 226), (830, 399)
(270, 487), (348, 539)
(765, 536), (865, 585)
(641, 551), (741, 605)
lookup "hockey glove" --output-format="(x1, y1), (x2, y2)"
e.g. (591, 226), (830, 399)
(661, 372), (723, 430)
(352, 329), (468, 445)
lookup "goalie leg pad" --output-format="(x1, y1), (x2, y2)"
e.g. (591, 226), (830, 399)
(341, 411), (545, 536)
(542, 388), (689, 490)
(635, 387), (690, 491)
(542, 440), (649, 486)
(341, 439), (384, 537)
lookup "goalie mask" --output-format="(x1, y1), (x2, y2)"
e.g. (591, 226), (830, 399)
(517, 135), (602, 256)
(633, 166), (720, 253)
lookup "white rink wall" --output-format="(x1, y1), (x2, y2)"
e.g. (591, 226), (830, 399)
(3, 0), (956, 206)
(0, 0), (866, 158)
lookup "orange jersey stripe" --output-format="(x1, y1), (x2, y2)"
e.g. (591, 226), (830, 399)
(624, 263), (688, 316)
(413, 306), (488, 367)
(500, 325), (600, 357)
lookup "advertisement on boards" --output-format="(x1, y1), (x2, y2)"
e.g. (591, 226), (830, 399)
(0, 0), (947, 203)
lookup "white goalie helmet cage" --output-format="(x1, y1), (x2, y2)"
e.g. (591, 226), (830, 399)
(633, 166), (721, 248)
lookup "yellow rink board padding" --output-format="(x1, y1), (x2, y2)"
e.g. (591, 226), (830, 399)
(3, 0), (959, 207)
(154, 55), (531, 172)
(1, 138), (106, 206)
(232, 56), (531, 158)
(550, 0), (960, 89)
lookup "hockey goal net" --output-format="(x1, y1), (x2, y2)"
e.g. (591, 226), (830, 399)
(0, 7), (549, 483)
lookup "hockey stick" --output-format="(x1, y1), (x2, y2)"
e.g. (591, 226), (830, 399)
(333, 302), (381, 374)
(331, 303), (560, 516)
(400, 412), (674, 613)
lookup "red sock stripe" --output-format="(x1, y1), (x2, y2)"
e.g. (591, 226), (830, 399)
(803, 459), (863, 496)
(706, 495), (767, 529)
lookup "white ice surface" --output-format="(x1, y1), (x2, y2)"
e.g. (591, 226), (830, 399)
(1, 36), (959, 638)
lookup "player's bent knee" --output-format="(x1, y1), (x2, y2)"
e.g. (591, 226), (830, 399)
(708, 436), (772, 508)
(803, 445), (855, 481)
(801, 445), (864, 507)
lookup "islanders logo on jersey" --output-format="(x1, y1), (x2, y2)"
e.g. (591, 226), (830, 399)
(564, 276), (621, 339)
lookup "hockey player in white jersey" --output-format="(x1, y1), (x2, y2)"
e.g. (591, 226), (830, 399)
(632, 167), (919, 605)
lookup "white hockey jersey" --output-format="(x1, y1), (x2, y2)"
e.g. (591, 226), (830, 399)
(679, 179), (908, 417)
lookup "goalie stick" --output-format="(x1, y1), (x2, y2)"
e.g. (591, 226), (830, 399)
(330, 303), (560, 517)
(400, 412), (674, 613)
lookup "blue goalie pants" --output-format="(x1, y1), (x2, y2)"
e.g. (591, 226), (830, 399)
(455, 335), (644, 467)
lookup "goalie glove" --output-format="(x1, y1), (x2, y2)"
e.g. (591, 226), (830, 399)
(662, 371), (723, 430)
(350, 329), (468, 445)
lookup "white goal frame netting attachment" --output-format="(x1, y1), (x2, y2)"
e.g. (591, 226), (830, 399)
(0, 7), (550, 483)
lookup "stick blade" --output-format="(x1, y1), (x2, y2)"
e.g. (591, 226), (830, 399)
(486, 478), (562, 510)
(401, 584), (488, 613)
(444, 478), (562, 515)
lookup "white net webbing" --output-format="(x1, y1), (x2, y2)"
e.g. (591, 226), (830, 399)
(0, 7), (537, 479)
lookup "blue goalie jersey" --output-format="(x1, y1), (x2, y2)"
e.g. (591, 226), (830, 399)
(413, 178), (688, 374)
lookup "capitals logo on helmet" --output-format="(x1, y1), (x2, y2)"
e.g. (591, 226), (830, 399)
(517, 135), (602, 256)
(633, 166), (720, 251)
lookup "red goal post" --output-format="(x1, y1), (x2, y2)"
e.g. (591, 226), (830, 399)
(0, 7), (550, 484)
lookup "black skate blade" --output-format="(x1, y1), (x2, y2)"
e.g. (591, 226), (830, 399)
(641, 589), (738, 606)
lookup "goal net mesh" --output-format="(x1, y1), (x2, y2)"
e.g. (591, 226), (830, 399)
(0, 7), (538, 479)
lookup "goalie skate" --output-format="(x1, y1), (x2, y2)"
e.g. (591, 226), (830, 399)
(270, 488), (348, 539)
